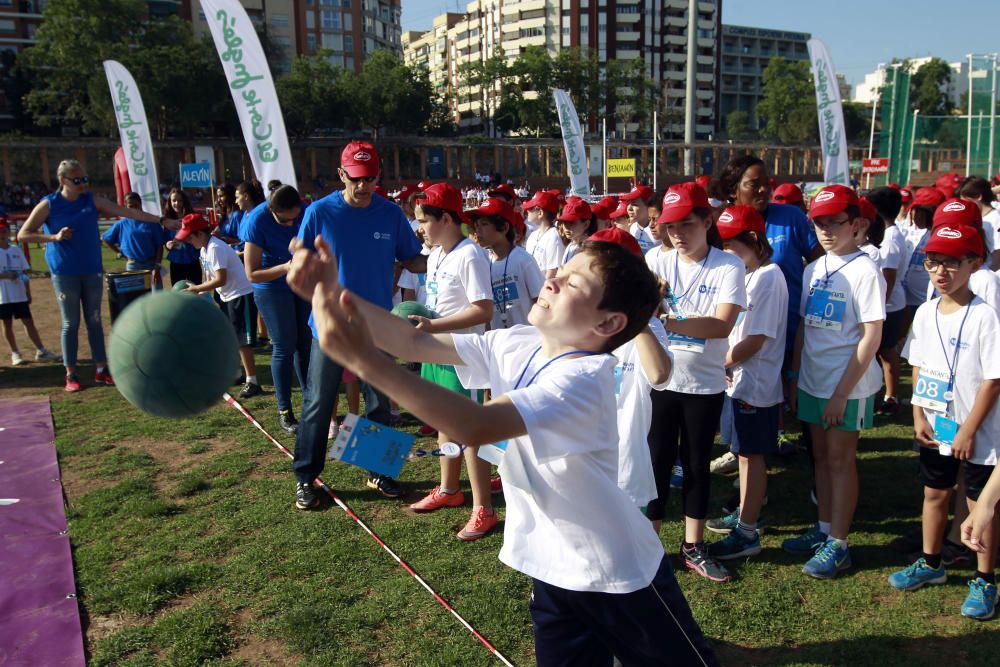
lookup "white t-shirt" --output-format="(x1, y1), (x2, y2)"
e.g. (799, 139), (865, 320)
(926, 267), (1000, 315)
(561, 241), (580, 266)
(0, 244), (29, 305)
(398, 244), (431, 305)
(200, 237), (252, 302)
(903, 297), (1000, 465)
(613, 318), (672, 507)
(903, 229), (930, 307)
(799, 251), (886, 399)
(525, 225), (564, 273)
(728, 262), (788, 407)
(645, 246), (748, 394)
(629, 221), (656, 255)
(860, 242), (881, 266)
(489, 246), (544, 330)
(425, 238), (493, 334)
(452, 326), (665, 593)
(880, 224), (908, 313)
(982, 208), (998, 255)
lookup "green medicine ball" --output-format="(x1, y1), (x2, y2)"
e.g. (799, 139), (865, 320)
(109, 292), (240, 418)
(171, 279), (193, 292)
(391, 300), (437, 325)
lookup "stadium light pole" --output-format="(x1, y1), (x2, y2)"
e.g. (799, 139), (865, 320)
(988, 54), (998, 177)
(907, 109), (919, 185)
(967, 54), (974, 177)
(683, 0), (697, 176)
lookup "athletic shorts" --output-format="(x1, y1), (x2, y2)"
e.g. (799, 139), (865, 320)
(224, 293), (258, 347)
(0, 301), (31, 321)
(919, 447), (994, 501)
(797, 390), (874, 432)
(420, 362), (484, 402)
(723, 396), (780, 456)
(880, 308), (905, 350)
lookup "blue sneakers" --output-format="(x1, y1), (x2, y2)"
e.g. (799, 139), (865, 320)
(669, 464), (684, 489)
(961, 578), (999, 620)
(706, 507), (766, 535)
(888, 558), (947, 591)
(782, 524), (828, 554)
(803, 539), (851, 579)
(709, 528), (762, 560)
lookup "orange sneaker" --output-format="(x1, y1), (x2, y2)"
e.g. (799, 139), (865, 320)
(457, 506), (498, 541)
(409, 486), (465, 512)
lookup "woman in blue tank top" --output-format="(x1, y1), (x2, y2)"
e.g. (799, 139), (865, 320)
(16, 159), (165, 392)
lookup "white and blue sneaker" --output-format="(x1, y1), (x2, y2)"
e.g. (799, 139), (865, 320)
(706, 507), (766, 535)
(888, 558), (947, 591)
(803, 539), (851, 579)
(782, 524), (828, 555)
(961, 578), (999, 620)
(709, 529), (762, 560)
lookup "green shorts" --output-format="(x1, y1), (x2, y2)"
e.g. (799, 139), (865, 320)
(420, 363), (484, 402)
(797, 390), (874, 432)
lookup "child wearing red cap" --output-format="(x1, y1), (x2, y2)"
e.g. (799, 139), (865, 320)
(557, 197), (597, 265)
(901, 189), (944, 328)
(408, 184), (497, 541)
(523, 191), (564, 279)
(891, 223), (1000, 620)
(959, 176), (1000, 270)
(704, 205), (788, 561)
(783, 184), (886, 580)
(621, 185), (657, 254)
(924, 199), (1000, 315)
(645, 182), (748, 583)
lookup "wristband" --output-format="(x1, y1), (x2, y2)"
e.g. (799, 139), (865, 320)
(785, 370), (799, 380)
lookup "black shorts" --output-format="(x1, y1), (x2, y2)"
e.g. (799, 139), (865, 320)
(225, 293), (258, 348)
(919, 447), (995, 501)
(880, 308), (905, 350)
(0, 301), (31, 321)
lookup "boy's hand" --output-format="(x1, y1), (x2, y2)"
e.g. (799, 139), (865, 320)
(409, 315), (435, 332)
(961, 502), (995, 553)
(951, 428), (974, 461)
(165, 240), (179, 250)
(287, 235), (339, 303)
(822, 394), (847, 428)
(913, 413), (936, 448)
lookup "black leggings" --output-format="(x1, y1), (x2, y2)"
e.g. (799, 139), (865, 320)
(646, 390), (725, 522)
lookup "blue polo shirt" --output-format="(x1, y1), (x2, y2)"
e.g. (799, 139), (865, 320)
(298, 191), (422, 338)
(102, 217), (163, 263)
(242, 201), (303, 291)
(764, 203), (818, 346)
(42, 191), (102, 276)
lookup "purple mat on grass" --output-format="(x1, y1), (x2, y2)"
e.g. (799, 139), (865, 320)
(0, 398), (85, 666)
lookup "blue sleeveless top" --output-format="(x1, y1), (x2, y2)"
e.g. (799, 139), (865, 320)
(42, 191), (102, 276)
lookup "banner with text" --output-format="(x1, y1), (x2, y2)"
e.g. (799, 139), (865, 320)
(807, 39), (849, 186)
(102, 60), (161, 216)
(199, 0), (297, 188)
(607, 158), (636, 178)
(553, 89), (590, 197)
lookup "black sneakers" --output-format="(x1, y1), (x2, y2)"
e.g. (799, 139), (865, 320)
(295, 482), (319, 510)
(279, 409), (299, 433)
(239, 381), (262, 399)
(366, 474), (406, 498)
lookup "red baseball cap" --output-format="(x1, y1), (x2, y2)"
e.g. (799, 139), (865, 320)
(487, 183), (517, 200)
(912, 187), (946, 208)
(591, 196), (618, 219)
(932, 198), (982, 229)
(657, 182), (711, 224)
(772, 183), (803, 205)
(716, 204), (766, 240)
(858, 197), (878, 222)
(395, 184), (420, 203)
(900, 187), (913, 203)
(924, 224), (985, 259)
(588, 227), (643, 257)
(620, 184), (654, 203)
(695, 175), (712, 192)
(888, 183), (901, 190)
(808, 184), (859, 219)
(508, 209), (526, 236)
(416, 183), (468, 222)
(521, 190), (560, 214)
(557, 196), (593, 223)
(609, 200), (630, 220)
(174, 213), (210, 241)
(466, 196), (515, 223)
(340, 140), (380, 178)
(416, 180), (432, 191)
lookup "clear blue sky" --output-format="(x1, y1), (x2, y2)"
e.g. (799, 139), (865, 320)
(401, 0), (1000, 86)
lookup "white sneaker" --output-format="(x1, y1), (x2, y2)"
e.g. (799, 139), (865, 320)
(11, 351), (24, 366)
(35, 349), (61, 362)
(710, 451), (738, 475)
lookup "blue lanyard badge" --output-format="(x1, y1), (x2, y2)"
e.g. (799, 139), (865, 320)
(613, 363), (625, 396)
(667, 332), (707, 353)
(514, 346), (600, 389)
(914, 302), (972, 416)
(804, 253), (862, 332)
(933, 415), (960, 454)
(492, 253), (517, 314)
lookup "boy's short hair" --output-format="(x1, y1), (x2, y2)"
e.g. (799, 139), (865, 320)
(417, 203), (464, 225)
(124, 191), (141, 202)
(577, 240), (660, 352)
(476, 214), (515, 243)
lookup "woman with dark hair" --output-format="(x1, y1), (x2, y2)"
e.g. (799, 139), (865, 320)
(959, 176), (1000, 269)
(163, 187), (202, 285)
(213, 183), (239, 245)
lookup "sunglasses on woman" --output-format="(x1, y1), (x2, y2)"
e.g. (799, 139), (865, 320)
(66, 176), (90, 185)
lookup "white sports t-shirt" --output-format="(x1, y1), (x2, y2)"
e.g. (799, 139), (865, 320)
(398, 244), (431, 304)
(903, 229), (930, 307)
(645, 246), (748, 395)
(860, 242), (881, 266)
(424, 238), (492, 334)
(0, 244), (29, 304)
(880, 224), (908, 313)
(489, 246), (544, 329)
(612, 317), (672, 507)
(629, 222), (656, 255)
(799, 251), (886, 400)
(525, 225), (564, 273)
(200, 237), (252, 302)
(982, 208), (999, 255)
(728, 263), (788, 407)
(903, 297), (1000, 465)
(453, 326), (666, 593)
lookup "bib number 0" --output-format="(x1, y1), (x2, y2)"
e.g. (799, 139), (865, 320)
(804, 287), (848, 331)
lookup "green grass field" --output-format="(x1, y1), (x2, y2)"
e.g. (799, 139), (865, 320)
(6, 246), (1000, 665)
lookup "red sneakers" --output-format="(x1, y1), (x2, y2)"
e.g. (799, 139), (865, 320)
(64, 374), (82, 392)
(94, 369), (114, 386)
(409, 486), (465, 512)
(456, 506), (499, 541)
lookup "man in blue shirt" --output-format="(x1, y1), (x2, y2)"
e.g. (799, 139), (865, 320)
(101, 192), (165, 283)
(291, 141), (426, 510)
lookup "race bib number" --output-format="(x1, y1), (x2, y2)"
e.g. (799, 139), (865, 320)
(804, 287), (847, 331)
(493, 280), (519, 312)
(933, 414), (959, 447)
(425, 280), (438, 311)
(912, 367), (951, 413)
(667, 332), (706, 353)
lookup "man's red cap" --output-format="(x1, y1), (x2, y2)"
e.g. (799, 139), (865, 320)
(557, 196), (593, 223)
(924, 224), (985, 259)
(416, 180), (432, 191)
(932, 198), (982, 230)
(395, 184), (420, 203)
(620, 184), (654, 203)
(609, 200), (629, 220)
(695, 175), (712, 192)
(716, 205), (766, 240)
(521, 191), (560, 214)
(416, 183), (468, 222)
(808, 184), (859, 219)
(591, 196), (618, 219)
(657, 182), (711, 224)
(912, 187), (946, 208)
(174, 213), (210, 241)
(772, 183), (803, 205)
(487, 184), (517, 200)
(858, 197), (878, 222)
(340, 140), (380, 178)
(588, 227), (643, 257)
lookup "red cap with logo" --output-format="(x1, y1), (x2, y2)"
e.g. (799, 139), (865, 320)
(416, 183), (468, 222)
(716, 205), (766, 240)
(924, 224), (985, 259)
(466, 196), (515, 223)
(900, 187), (913, 203)
(808, 184), (859, 219)
(935, 172), (961, 198)
(912, 187), (946, 208)
(620, 184), (654, 203)
(657, 182), (711, 224)
(932, 198), (982, 229)
(174, 213), (210, 241)
(340, 140), (380, 178)
(772, 183), (804, 205)
(521, 190), (560, 214)
(695, 175), (712, 192)
(588, 227), (643, 257)
(487, 183), (517, 200)
(858, 197), (878, 222)
(395, 184), (420, 203)
(609, 200), (630, 220)
(557, 196), (593, 223)
(591, 196), (618, 219)
(416, 180), (432, 191)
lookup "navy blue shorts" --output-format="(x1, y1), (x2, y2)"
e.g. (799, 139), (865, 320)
(724, 396), (779, 456)
(530, 555), (718, 666)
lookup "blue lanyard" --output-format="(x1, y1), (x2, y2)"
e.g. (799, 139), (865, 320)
(513, 346), (600, 389)
(671, 247), (713, 306)
(498, 250), (512, 314)
(934, 300), (973, 396)
(819, 251), (864, 286)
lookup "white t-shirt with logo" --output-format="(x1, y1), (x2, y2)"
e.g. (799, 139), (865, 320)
(799, 251), (886, 400)
(880, 224), (908, 313)
(903, 228), (930, 306)
(629, 222), (656, 255)
(645, 246), (748, 394)
(424, 238), (493, 334)
(525, 225), (564, 273)
(452, 325), (666, 593)
(903, 297), (1000, 465)
(200, 237), (252, 302)
(489, 246), (544, 330)
(982, 208), (998, 255)
(728, 262), (788, 407)
(613, 317), (672, 507)
(398, 243), (431, 305)
(0, 244), (29, 304)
